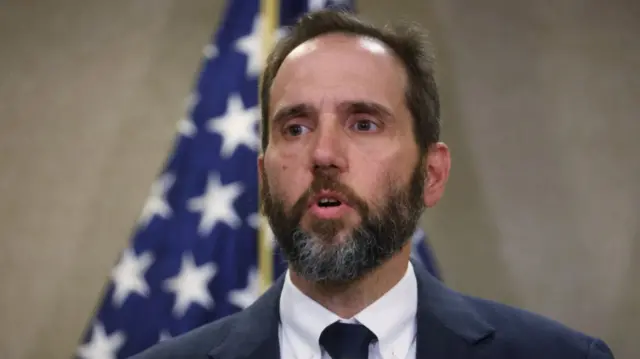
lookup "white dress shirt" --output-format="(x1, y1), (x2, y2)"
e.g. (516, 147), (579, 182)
(278, 263), (418, 359)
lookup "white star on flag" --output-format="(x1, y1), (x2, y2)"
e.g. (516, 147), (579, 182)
(308, 0), (349, 10)
(158, 330), (172, 342)
(163, 253), (217, 317)
(235, 16), (264, 78)
(228, 267), (261, 309)
(235, 15), (288, 78)
(177, 93), (199, 137)
(276, 26), (289, 41)
(138, 172), (175, 228)
(207, 93), (259, 158)
(110, 248), (154, 307)
(76, 322), (125, 359)
(177, 117), (197, 138)
(202, 44), (218, 59)
(187, 172), (244, 236)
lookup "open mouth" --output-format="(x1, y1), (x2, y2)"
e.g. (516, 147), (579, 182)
(309, 193), (350, 219)
(317, 197), (342, 207)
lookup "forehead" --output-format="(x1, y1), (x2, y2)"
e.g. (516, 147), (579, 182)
(269, 33), (407, 113)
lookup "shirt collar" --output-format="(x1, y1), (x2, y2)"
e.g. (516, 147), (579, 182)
(279, 262), (418, 359)
(354, 262), (417, 356)
(279, 271), (341, 359)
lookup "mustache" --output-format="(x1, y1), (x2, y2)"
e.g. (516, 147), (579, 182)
(291, 171), (369, 216)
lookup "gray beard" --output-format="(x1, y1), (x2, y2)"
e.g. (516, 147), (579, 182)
(286, 226), (380, 284)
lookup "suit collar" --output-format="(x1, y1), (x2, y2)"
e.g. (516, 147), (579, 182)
(209, 258), (495, 359)
(208, 274), (284, 359)
(412, 258), (495, 358)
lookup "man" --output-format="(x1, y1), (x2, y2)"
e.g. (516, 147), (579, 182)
(131, 9), (615, 359)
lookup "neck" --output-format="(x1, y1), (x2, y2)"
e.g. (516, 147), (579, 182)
(289, 245), (411, 319)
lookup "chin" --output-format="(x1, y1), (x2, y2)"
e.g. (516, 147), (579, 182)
(299, 211), (360, 241)
(310, 228), (354, 245)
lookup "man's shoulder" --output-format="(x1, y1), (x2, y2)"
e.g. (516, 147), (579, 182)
(128, 274), (284, 359)
(128, 314), (237, 359)
(460, 294), (614, 358)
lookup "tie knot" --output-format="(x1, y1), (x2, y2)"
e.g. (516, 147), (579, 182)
(319, 322), (377, 359)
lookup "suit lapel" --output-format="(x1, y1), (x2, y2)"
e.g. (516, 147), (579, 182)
(412, 259), (495, 359)
(208, 274), (285, 359)
(208, 259), (497, 359)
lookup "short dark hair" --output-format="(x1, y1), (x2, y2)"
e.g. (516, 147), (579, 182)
(259, 9), (441, 154)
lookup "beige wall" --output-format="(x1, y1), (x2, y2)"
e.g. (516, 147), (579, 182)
(0, 0), (638, 358)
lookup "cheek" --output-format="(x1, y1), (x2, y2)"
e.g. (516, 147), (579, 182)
(349, 152), (410, 204)
(352, 138), (401, 163)
(265, 151), (309, 204)
(351, 142), (401, 178)
(349, 164), (389, 203)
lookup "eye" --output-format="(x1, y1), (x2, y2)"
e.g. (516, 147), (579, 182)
(351, 119), (379, 132)
(283, 123), (310, 137)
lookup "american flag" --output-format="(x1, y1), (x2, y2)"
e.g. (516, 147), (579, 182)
(74, 1), (441, 358)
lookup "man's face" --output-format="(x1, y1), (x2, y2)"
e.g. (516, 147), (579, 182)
(260, 33), (426, 283)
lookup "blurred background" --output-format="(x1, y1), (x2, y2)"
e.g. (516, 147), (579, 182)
(1, 0), (638, 358)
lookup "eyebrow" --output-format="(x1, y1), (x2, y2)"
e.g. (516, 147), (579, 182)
(271, 101), (393, 126)
(345, 101), (393, 118)
(271, 103), (313, 128)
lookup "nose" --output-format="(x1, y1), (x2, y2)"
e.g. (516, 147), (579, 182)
(310, 118), (347, 172)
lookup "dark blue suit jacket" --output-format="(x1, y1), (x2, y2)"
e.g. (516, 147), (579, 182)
(130, 259), (615, 359)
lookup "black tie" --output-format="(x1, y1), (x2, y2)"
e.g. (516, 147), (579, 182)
(319, 322), (377, 359)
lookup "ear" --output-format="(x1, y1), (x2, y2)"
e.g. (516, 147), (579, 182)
(423, 142), (451, 208)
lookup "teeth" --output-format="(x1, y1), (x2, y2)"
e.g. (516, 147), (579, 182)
(318, 198), (340, 206)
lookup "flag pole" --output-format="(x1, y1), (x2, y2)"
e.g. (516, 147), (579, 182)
(258, 0), (279, 293)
